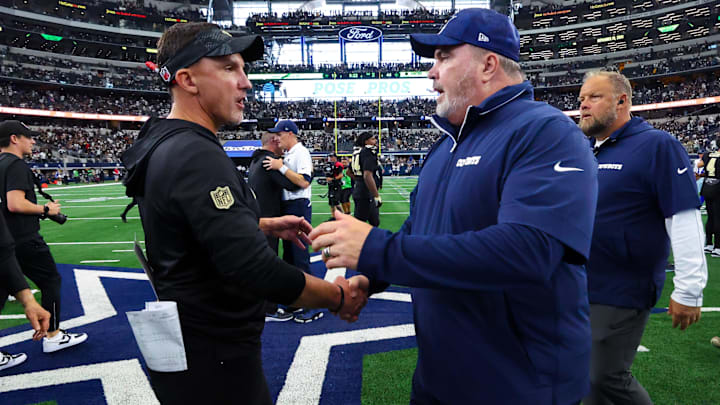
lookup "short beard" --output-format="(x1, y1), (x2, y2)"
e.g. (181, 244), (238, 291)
(580, 108), (617, 137)
(436, 65), (474, 119)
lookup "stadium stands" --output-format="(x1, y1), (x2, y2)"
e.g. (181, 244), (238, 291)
(0, 0), (717, 163)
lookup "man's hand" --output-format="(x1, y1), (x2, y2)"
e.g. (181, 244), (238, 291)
(668, 298), (701, 330)
(333, 275), (369, 323)
(374, 196), (382, 208)
(259, 215), (312, 249)
(46, 201), (61, 216)
(14, 288), (50, 340)
(309, 210), (373, 269)
(24, 301), (50, 341)
(263, 157), (284, 171)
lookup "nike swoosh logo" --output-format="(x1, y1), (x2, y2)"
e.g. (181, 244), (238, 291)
(677, 167), (688, 175)
(554, 161), (584, 173)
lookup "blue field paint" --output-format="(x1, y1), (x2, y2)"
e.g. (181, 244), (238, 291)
(0, 262), (415, 404)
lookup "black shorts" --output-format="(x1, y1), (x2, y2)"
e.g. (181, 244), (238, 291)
(339, 188), (352, 203)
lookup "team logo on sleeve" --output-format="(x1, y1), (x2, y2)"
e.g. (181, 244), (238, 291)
(210, 186), (235, 209)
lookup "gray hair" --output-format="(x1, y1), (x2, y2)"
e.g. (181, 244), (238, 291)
(583, 70), (633, 105)
(261, 132), (275, 146)
(472, 47), (526, 81)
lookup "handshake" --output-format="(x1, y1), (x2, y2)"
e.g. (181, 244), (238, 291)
(329, 274), (370, 323)
(261, 210), (377, 323)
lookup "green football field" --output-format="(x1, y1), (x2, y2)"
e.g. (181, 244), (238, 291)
(1, 177), (719, 404)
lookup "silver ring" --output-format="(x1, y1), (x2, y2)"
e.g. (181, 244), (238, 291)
(322, 247), (332, 259)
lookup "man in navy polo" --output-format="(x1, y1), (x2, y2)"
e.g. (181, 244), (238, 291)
(579, 71), (707, 405)
(309, 8), (597, 404)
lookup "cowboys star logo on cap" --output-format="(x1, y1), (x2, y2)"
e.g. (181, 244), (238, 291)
(210, 186), (235, 209)
(159, 66), (171, 82)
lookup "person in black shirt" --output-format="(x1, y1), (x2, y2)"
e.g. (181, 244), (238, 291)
(351, 132), (382, 226)
(248, 132), (299, 253)
(0, 208), (50, 371)
(0, 120), (88, 355)
(121, 23), (367, 404)
(701, 149), (720, 255)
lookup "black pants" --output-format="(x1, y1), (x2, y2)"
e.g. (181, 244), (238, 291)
(121, 198), (137, 218)
(584, 304), (652, 405)
(0, 253), (25, 313)
(147, 332), (271, 405)
(353, 197), (379, 226)
(0, 235), (62, 332)
(705, 196), (720, 247)
(282, 198), (311, 273)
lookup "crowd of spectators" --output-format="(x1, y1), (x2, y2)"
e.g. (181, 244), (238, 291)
(0, 82), (169, 116)
(26, 125), (442, 162)
(2, 69), (718, 121)
(246, 98), (433, 120)
(542, 73), (720, 111)
(657, 115), (720, 154)
(5, 0), (204, 33)
(246, 8), (451, 25)
(2, 41), (717, 94)
(529, 53), (720, 88)
(0, 53), (164, 91)
(31, 125), (135, 162)
(243, 0), (682, 32)
(18, 110), (719, 164)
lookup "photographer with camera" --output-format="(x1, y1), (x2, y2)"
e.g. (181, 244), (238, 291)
(324, 154), (344, 217)
(0, 120), (87, 354)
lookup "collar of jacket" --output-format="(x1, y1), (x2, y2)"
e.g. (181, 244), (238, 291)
(591, 116), (651, 148)
(428, 81), (533, 152)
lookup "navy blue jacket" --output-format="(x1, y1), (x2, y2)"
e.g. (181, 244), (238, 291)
(588, 117), (700, 309)
(358, 82), (598, 404)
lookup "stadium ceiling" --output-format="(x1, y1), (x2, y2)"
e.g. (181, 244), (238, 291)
(519, 0), (594, 6)
(298, 0), (426, 9)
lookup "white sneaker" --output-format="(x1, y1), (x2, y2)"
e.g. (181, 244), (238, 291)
(712, 249), (720, 258)
(712, 336), (720, 348)
(43, 329), (88, 353)
(0, 351), (27, 371)
(704, 245), (714, 253)
(265, 308), (294, 322)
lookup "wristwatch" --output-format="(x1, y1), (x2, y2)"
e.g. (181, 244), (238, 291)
(40, 204), (49, 219)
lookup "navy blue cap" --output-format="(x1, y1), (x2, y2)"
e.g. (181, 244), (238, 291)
(268, 120), (299, 135)
(410, 8), (520, 62)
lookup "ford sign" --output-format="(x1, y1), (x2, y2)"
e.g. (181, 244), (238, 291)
(339, 26), (383, 42)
